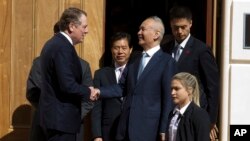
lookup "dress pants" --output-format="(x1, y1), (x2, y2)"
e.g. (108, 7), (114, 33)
(46, 129), (76, 141)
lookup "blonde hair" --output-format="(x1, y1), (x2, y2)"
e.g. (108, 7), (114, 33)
(172, 72), (200, 106)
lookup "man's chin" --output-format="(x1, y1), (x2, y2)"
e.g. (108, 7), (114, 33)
(138, 41), (144, 46)
(116, 60), (125, 64)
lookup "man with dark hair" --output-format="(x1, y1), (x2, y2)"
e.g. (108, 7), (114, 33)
(53, 21), (94, 141)
(162, 6), (220, 140)
(38, 7), (93, 141)
(91, 32), (133, 141)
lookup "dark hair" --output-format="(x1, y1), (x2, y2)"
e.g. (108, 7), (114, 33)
(58, 7), (87, 31)
(110, 32), (132, 48)
(53, 21), (60, 34)
(169, 6), (192, 21)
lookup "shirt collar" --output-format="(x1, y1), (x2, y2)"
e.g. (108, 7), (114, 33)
(60, 31), (73, 45)
(173, 101), (191, 115)
(174, 34), (191, 49)
(143, 45), (160, 57)
(115, 62), (126, 71)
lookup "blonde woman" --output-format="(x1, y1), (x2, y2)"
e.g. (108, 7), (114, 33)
(167, 72), (210, 141)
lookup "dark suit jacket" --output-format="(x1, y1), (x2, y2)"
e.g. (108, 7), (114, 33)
(26, 57), (42, 108)
(39, 33), (90, 133)
(27, 57), (93, 117)
(162, 36), (220, 124)
(26, 56), (93, 141)
(167, 102), (210, 141)
(26, 57), (45, 141)
(100, 49), (177, 141)
(91, 67), (122, 141)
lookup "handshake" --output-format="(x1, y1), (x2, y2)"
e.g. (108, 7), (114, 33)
(89, 87), (100, 101)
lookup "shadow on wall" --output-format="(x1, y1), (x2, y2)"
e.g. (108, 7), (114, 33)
(1, 104), (32, 141)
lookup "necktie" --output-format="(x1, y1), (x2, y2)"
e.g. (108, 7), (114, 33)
(174, 45), (182, 61)
(117, 67), (123, 82)
(117, 67), (124, 101)
(137, 52), (148, 79)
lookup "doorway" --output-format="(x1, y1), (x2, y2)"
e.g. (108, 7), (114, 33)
(103, 0), (208, 66)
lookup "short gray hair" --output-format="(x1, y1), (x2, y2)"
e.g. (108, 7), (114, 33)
(146, 16), (165, 41)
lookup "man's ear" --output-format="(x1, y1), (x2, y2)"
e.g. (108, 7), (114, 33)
(68, 22), (75, 32)
(153, 31), (160, 40)
(189, 20), (193, 28)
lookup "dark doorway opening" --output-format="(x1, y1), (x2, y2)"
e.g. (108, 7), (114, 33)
(103, 0), (207, 66)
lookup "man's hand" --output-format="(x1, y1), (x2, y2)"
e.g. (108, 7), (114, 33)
(89, 87), (100, 101)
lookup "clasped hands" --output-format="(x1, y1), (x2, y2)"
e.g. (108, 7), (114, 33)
(89, 87), (100, 101)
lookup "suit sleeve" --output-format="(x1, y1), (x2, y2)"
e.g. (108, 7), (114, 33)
(160, 58), (176, 133)
(91, 70), (103, 138)
(98, 67), (127, 98)
(26, 57), (41, 108)
(199, 48), (220, 124)
(193, 109), (210, 141)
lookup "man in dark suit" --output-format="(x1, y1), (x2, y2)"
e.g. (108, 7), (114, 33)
(26, 57), (93, 141)
(26, 57), (45, 141)
(91, 32), (133, 141)
(161, 6), (220, 140)
(38, 7), (93, 141)
(27, 21), (93, 141)
(92, 16), (177, 141)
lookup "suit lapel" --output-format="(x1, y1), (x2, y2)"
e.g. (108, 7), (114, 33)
(136, 50), (162, 84)
(106, 67), (117, 84)
(178, 36), (194, 63)
(131, 54), (142, 83)
(105, 67), (123, 102)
